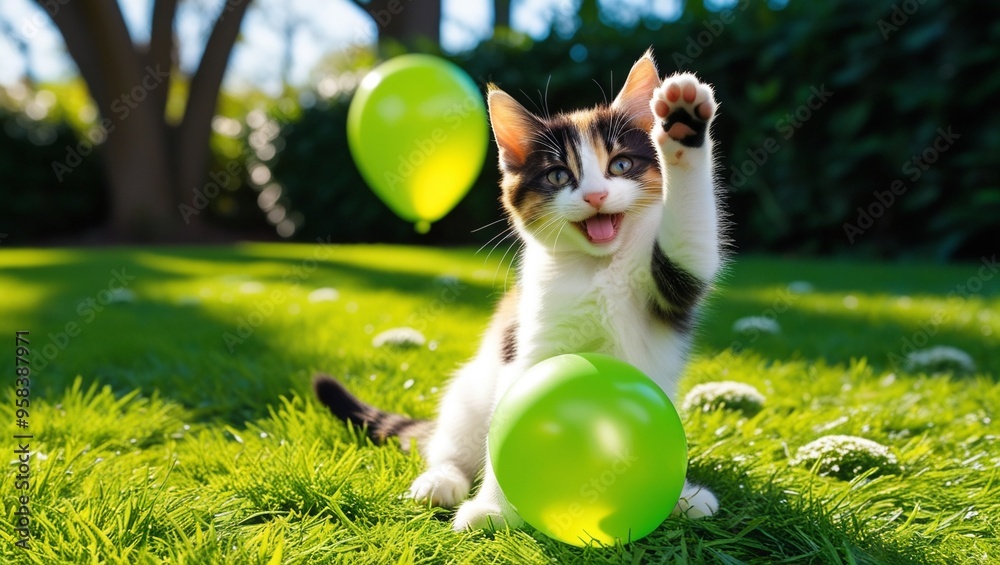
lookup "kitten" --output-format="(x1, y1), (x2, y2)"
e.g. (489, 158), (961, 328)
(314, 49), (723, 533)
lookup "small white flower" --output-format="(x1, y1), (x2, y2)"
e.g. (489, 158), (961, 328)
(403, 378), (415, 389)
(372, 327), (425, 348)
(436, 274), (460, 286)
(682, 381), (766, 415)
(108, 288), (135, 303)
(791, 435), (900, 480)
(787, 281), (814, 294)
(308, 287), (340, 302)
(905, 346), (976, 374)
(239, 282), (264, 294)
(732, 316), (780, 335)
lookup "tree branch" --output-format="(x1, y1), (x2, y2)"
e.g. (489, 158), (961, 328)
(147, 0), (178, 123)
(35, 0), (141, 118)
(174, 0), (252, 199)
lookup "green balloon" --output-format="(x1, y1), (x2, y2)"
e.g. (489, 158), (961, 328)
(489, 353), (687, 546)
(347, 54), (488, 232)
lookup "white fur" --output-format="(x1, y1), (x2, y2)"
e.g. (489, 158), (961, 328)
(408, 71), (722, 532)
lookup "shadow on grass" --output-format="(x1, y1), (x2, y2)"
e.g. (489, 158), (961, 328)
(0, 246), (497, 425)
(697, 257), (999, 379)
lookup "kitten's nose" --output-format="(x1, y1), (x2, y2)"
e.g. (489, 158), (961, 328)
(583, 190), (608, 209)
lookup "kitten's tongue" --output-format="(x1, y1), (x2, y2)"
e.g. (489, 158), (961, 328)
(585, 214), (616, 242)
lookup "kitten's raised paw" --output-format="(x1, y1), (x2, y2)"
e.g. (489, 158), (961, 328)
(672, 482), (719, 519)
(650, 73), (717, 150)
(452, 499), (524, 532)
(406, 464), (471, 509)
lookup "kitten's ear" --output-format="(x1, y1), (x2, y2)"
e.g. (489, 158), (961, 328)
(488, 85), (541, 170)
(612, 50), (660, 131)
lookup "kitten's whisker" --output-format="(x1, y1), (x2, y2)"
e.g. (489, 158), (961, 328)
(550, 222), (567, 250)
(484, 229), (517, 265)
(477, 226), (515, 257)
(502, 239), (526, 292)
(520, 89), (547, 119)
(471, 218), (509, 233)
(527, 133), (562, 158)
(543, 75), (552, 121)
(494, 238), (520, 290)
(593, 77), (608, 105)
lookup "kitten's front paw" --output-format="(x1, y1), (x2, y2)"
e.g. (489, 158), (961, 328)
(650, 73), (717, 159)
(406, 464), (471, 509)
(672, 482), (719, 519)
(452, 498), (524, 532)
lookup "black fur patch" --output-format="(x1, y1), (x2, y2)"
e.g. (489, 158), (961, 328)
(506, 118), (581, 210)
(661, 107), (707, 148)
(500, 322), (518, 364)
(649, 242), (707, 331)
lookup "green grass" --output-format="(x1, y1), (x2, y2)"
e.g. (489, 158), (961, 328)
(0, 244), (997, 564)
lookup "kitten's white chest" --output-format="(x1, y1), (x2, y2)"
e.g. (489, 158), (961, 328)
(516, 246), (689, 400)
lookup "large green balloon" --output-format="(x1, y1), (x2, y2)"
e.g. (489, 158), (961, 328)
(489, 353), (687, 546)
(347, 54), (488, 233)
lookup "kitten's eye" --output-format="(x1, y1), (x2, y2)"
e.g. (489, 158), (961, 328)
(546, 168), (572, 187)
(609, 156), (633, 176)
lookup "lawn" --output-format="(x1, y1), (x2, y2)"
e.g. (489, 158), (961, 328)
(1, 244), (997, 564)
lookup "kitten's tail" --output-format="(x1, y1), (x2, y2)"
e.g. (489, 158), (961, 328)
(312, 374), (432, 454)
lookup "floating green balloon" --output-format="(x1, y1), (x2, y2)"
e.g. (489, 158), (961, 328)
(347, 54), (488, 233)
(489, 353), (687, 546)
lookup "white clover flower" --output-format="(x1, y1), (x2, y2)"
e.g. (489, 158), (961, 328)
(308, 287), (340, 303)
(905, 346), (976, 374)
(732, 316), (781, 335)
(682, 381), (766, 415)
(372, 327), (426, 349)
(108, 288), (135, 303)
(791, 435), (900, 480)
(787, 281), (814, 294)
(239, 281), (264, 294)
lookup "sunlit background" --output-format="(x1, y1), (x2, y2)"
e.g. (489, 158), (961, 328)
(0, 0), (995, 261)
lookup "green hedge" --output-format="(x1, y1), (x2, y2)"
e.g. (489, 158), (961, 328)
(0, 106), (108, 243)
(274, 0), (1000, 260)
(3, 0), (997, 258)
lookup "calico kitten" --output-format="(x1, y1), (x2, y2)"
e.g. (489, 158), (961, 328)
(314, 49), (723, 533)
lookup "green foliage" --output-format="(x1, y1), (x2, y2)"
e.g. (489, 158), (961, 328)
(0, 245), (997, 563)
(267, 95), (500, 245)
(2, 1), (998, 257)
(273, 0), (999, 260)
(0, 104), (107, 243)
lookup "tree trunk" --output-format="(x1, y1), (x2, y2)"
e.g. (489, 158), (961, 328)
(174, 0), (250, 212)
(42, 0), (177, 240)
(494, 0), (510, 30)
(37, 0), (252, 242)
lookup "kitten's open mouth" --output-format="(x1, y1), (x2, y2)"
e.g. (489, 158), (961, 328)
(575, 213), (623, 244)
